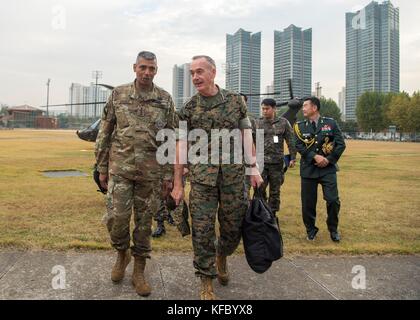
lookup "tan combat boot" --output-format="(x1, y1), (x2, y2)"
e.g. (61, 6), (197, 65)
(216, 255), (229, 286)
(200, 276), (216, 300)
(111, 249), (131, 282)
(132, 256), (151, 297)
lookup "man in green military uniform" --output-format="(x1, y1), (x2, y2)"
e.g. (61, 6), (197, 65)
(254, 98), (297, 214)
(171, 55), (263, 300)
(294, 97), (346, 242)
(95, 51), (177, 296)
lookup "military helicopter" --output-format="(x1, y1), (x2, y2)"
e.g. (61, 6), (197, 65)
(76, 79), (304, 143)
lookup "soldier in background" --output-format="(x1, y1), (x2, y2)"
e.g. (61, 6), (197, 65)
(294, 96), (346, 242)
(171, 55), (263, 300)
(254, 98), (297, 214)
(95, 51), (177, 297)
(152, 199), (174, 238)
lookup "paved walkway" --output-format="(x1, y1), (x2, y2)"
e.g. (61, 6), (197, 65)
(0, 250), (419, 300)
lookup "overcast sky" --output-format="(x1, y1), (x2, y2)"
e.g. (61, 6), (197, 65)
(0, 0), (419, 109)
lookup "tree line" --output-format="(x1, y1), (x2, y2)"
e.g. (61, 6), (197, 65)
(356, 91), (420, 133)
(276, 92), (420, 135)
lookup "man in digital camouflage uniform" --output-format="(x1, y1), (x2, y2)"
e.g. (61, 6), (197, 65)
(294, 96), (346, 242)
(95, 51), (177, 297)
(254, 98), (297, 214)
(171, 55), (263, 300)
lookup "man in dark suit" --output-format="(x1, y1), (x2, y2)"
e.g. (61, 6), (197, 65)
(293, 97), (346, 242)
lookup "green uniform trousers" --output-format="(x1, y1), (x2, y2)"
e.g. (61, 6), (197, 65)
(301, 173), (340, 233)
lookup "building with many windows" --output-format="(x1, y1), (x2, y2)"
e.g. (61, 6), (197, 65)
(68, 83), (111, 118)
(274, 24), (312, 103)
(226, 28), (261, 116)
(172, 63), (196, 110)
(345, 1), (400, 121)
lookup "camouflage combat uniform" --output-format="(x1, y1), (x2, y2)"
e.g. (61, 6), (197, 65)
(253, 116), (297, 213)
(178, 86), (251, 278)
(154, 199), (170, 222)
(95, 80), (177, 258)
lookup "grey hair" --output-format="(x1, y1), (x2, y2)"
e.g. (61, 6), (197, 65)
(136, 51), (157, 63)
(192, 55), (216, 69)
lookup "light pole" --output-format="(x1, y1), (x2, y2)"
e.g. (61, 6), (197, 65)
(92, 71), (102, 118)
(46, 78), (51, 117)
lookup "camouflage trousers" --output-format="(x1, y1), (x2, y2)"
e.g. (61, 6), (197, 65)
(261, 163), (285, 213)
(105, 174), (160, 258)
(189, 173), (247, 278)
(154, 199), (169, 222)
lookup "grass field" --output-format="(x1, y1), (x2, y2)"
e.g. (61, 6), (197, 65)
(0, 129), (419, 254)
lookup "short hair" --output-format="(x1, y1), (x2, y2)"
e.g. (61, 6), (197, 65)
(304, 96), (321, 111)
(192, 55), (216, 68)
(136, 51), (157, 63)
(261, 98), (276, 108)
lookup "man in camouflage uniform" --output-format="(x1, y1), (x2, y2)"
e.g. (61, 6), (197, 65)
(294, 97), (346, 242)
(254, 98), (297, 214)
(95, 51), (177, 297)
(171, 55), (263, 300)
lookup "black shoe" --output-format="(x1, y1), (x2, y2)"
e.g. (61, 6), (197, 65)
(152, 222), (166, 238)
(306, 227), (319, 241)
(167, 213), (175, 226)
(330, 231), (341, 242)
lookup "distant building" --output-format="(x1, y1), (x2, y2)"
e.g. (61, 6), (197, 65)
(68, 83), (111, 118)
(338, 87), (346, 121)
(172, 63), (196, 110)
(345, 1), (400, 121)
(312, 82), (322, 99)
(3, 105), (57, 128)
(274, 24), (312, 102)
(226, 28), (261, 116)
(265, 82), (275, 99)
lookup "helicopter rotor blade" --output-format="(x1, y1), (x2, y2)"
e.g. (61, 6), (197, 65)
(288, 79), (294, 100)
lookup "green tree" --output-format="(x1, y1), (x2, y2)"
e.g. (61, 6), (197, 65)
(387, 92), (411, 132)
(57, 114), (69, 129)
(341, 120), (359, 133)
(408, 92), (420, 133)
(0, 104), (9, 116)
(319, 98), (342, 124)
(382, 92), (399, 128)
(356, 92), (388, 132)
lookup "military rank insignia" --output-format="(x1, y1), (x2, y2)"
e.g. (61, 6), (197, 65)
(321, 125), (332, 133)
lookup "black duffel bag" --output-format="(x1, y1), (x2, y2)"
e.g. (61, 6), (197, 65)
(242, 188), (283, 274)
